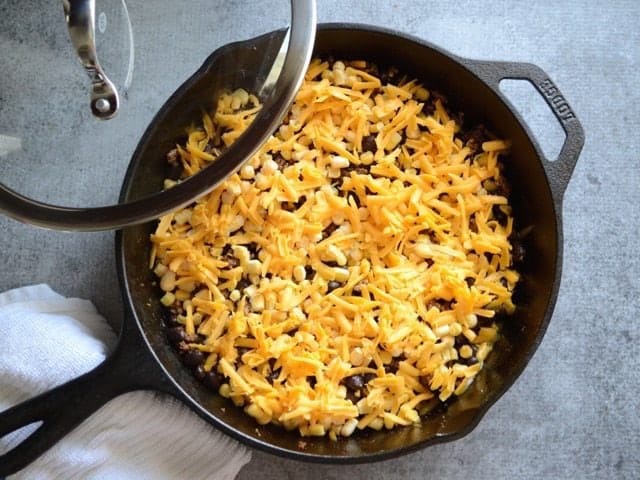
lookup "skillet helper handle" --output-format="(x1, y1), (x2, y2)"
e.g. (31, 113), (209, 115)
(468, 60), (585, 204)
(0, 332), (174, 476)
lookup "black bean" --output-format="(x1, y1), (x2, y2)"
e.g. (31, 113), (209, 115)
(236, 277), (251, 291)
(203, 370), (224, 391)
(419, 374), (433, 390)
(476, 315), (494, 328)
(267, 359), (281, 384)
(163, 310), (181, 327)
(274, 154), (288, 171)
(465, 277), (475, 287)
(246, 242), (260, 258)
(304, 266), (315, 279)
(182, 349), (205, 367)
(322, 222), (339, 238)
(327, 281), (342, 292)
(469, 216), (478, 233)
(427, 300), (452, 312)
(307, 376), (317, 388)
(295, 195), (307, 209)
(167, 326), (186, 345)
(224, 255), (239, 269)
(494, 173), (512, 197)
(352, 283), (364, 297)
(492, 204), (509, 226)
(460, 124), (491, 155)
(281, 201), (297, 212)
(511, 238), (526, 264)
(454, 335), (470, 349)
(362, 134), (377, 153)
(423, 90), (447, 116)
(267, 368), (281, 384)
(384, 354), (406, 374)
(342, 374), (365, 391)
(346, 390), (360, 404)
(460, 356), (479, 366)
(379, 66), (399, 85)
(237, 347), (250, 360)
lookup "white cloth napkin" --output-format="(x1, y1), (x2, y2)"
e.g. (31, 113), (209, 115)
(0, 284), (251, 480)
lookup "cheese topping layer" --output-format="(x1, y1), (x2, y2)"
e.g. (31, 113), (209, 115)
(151, 59), (519, 439)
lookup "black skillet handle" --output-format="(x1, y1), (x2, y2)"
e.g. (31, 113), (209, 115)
(0, 325), (176, 477)
(466, 60), (585, 205)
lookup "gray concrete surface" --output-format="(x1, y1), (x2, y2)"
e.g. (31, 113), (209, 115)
(1, 1), (638, 478)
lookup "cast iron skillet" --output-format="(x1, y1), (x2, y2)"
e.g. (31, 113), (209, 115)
(0, 24), (584, 475)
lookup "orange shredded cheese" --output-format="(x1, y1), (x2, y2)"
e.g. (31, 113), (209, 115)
(151, 59), (520, 438)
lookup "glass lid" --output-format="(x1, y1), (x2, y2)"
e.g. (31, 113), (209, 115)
(0, 0), (315, 230)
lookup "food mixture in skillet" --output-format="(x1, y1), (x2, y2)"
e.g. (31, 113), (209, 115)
(150, 59), (521, 439)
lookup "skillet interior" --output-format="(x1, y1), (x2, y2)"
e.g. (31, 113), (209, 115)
(119, 25), (559, 461)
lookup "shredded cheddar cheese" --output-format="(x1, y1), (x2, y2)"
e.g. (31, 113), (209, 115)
(151, 59), (520, 439)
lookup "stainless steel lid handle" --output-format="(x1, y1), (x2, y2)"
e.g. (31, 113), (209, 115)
(63, 0), (120, 119)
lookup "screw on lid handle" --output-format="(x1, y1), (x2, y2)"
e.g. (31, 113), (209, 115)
(63, 0), (120, 119)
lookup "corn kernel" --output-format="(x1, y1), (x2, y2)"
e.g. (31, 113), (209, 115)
(369, 418), (384, 431)
(333, 267), (350, 282)
(160, 292), (175, 306)
(251, 294), (265, 312)
(330, 155), (350, 169)
(232, 246), (250, 265)
(327, 167), (341, 178)
(349, 347), (365, 367)
(292, 265), (306, 282)
(414, 87), (429, 101)
(262, 158), (279, 175)
(153, 263), (168, 277)
(246, 259), (262, 275)
(327, 245), (347, 266)
(340, 418), (358, 437)
(219, 383), (231, 398)
(459, 345), (473, 359)
(308, 424), (326, 436)
(160, 271), (176, 292)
